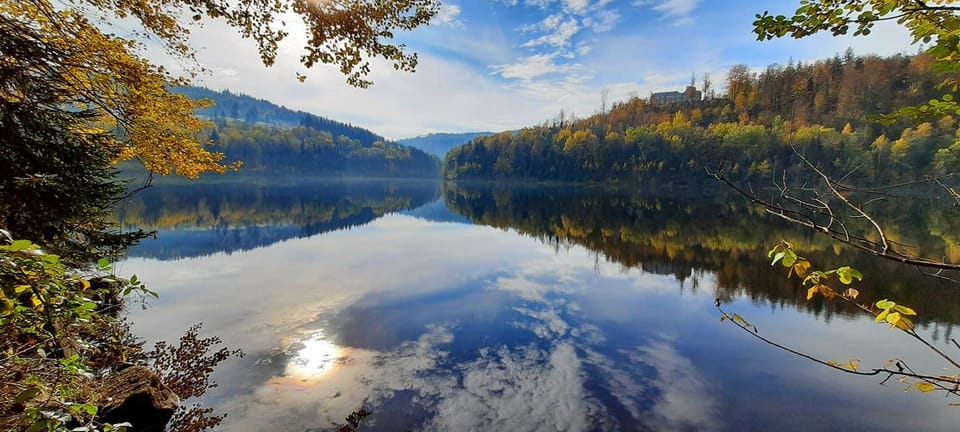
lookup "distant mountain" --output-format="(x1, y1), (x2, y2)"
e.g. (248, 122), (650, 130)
(397, 132), (494, 158)
(172, 86), (440, 178)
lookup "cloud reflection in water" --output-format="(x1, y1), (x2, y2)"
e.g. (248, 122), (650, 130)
(213, 230), (721, 431)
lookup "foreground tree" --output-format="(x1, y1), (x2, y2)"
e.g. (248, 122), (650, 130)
(1, 0), (439, 178)
(0, 14), (145, 263)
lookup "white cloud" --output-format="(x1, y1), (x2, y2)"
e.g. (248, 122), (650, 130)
(432, 3), (463, 27)
(633, 0), (701, 25)
(584, 9), (620, 32)
(629, 341), (721, 431)
(521, 17), (581, 48)
(564, 0), (590, 14)
(493, 53), (577, 81)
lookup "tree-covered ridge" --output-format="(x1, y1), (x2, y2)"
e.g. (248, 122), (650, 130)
(171, 87), (442, 178)
(444, 52), (958, 183)
(175, 86), (384, 144)
(206, 122), (439, 177)
(443, 183), (960, 328)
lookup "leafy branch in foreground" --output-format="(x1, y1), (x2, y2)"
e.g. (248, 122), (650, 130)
(717, 240), (960, 402)
(0, 236), (240, 431)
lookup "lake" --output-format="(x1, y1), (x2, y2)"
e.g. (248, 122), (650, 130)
(116, 178), (960, 431)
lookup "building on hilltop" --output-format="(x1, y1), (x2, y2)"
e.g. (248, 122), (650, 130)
(650, 85), (702, 105)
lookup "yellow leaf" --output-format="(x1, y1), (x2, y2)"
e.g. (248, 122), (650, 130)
(916, 382), (936, 392)
(886, 311), (902, 326)
(792, 260), (811, 277)
(806, 286), (819, 301)
(80, 279), (91, 291)
(894, 316), (914, 331)
(720, 315), (728, 323)
(842, 288), (859, 299)
(876, 310), (890, 323)
(732, 314), (750, 327)
(845, 360), (859, 371)
(30, 295), (43, 312)
(893, 305), (917, 316)
(818, 285), (837, 299)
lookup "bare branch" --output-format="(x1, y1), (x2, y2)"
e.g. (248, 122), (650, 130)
(708, 168), (960, 272)
(791, 148), (890, 254)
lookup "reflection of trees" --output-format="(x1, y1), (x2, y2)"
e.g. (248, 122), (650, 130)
(443, 183), (960, 329)
(117, 180), (439, 259)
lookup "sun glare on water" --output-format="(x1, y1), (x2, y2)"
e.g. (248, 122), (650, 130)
(285, 331), (344, 379)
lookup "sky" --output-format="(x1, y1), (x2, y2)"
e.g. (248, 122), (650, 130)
(157, 0), (918, 140)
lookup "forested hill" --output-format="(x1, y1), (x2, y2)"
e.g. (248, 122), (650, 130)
(173, 86), (440, 178)
(176, 86), (382, 144)
(398, 132), (494, 157)
(444, 51), (958, 184)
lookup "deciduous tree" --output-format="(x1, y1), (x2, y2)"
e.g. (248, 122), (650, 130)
(1, 0), (438, 178)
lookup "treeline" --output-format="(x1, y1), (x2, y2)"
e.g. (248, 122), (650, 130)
(209, 122), (440, 177)
(444, 52), (958, 183)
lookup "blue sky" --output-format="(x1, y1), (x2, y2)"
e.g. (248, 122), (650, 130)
(173, 0), (917, 139)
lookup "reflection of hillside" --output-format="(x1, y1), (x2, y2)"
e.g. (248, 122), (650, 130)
(443, 183), (960, 328)
(119, 180), (440, 260)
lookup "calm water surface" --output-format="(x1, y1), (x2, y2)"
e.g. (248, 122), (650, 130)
(117, 179), (960, 431)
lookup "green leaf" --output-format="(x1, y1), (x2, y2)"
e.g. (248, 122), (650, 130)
(771, 251), (786, 266)
(876, 299), (896, 310)
(9, 240), (34, 251)
(97, 258), (111, 271)
(767, 245), (779, 258)
(836, 266), (862, 285)
(781, 250), (797, 267)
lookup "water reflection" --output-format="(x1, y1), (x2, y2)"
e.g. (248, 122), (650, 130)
(443, 182), (960, 328)
(119, 180), (960, 431)
(117, 179), (440, 259)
